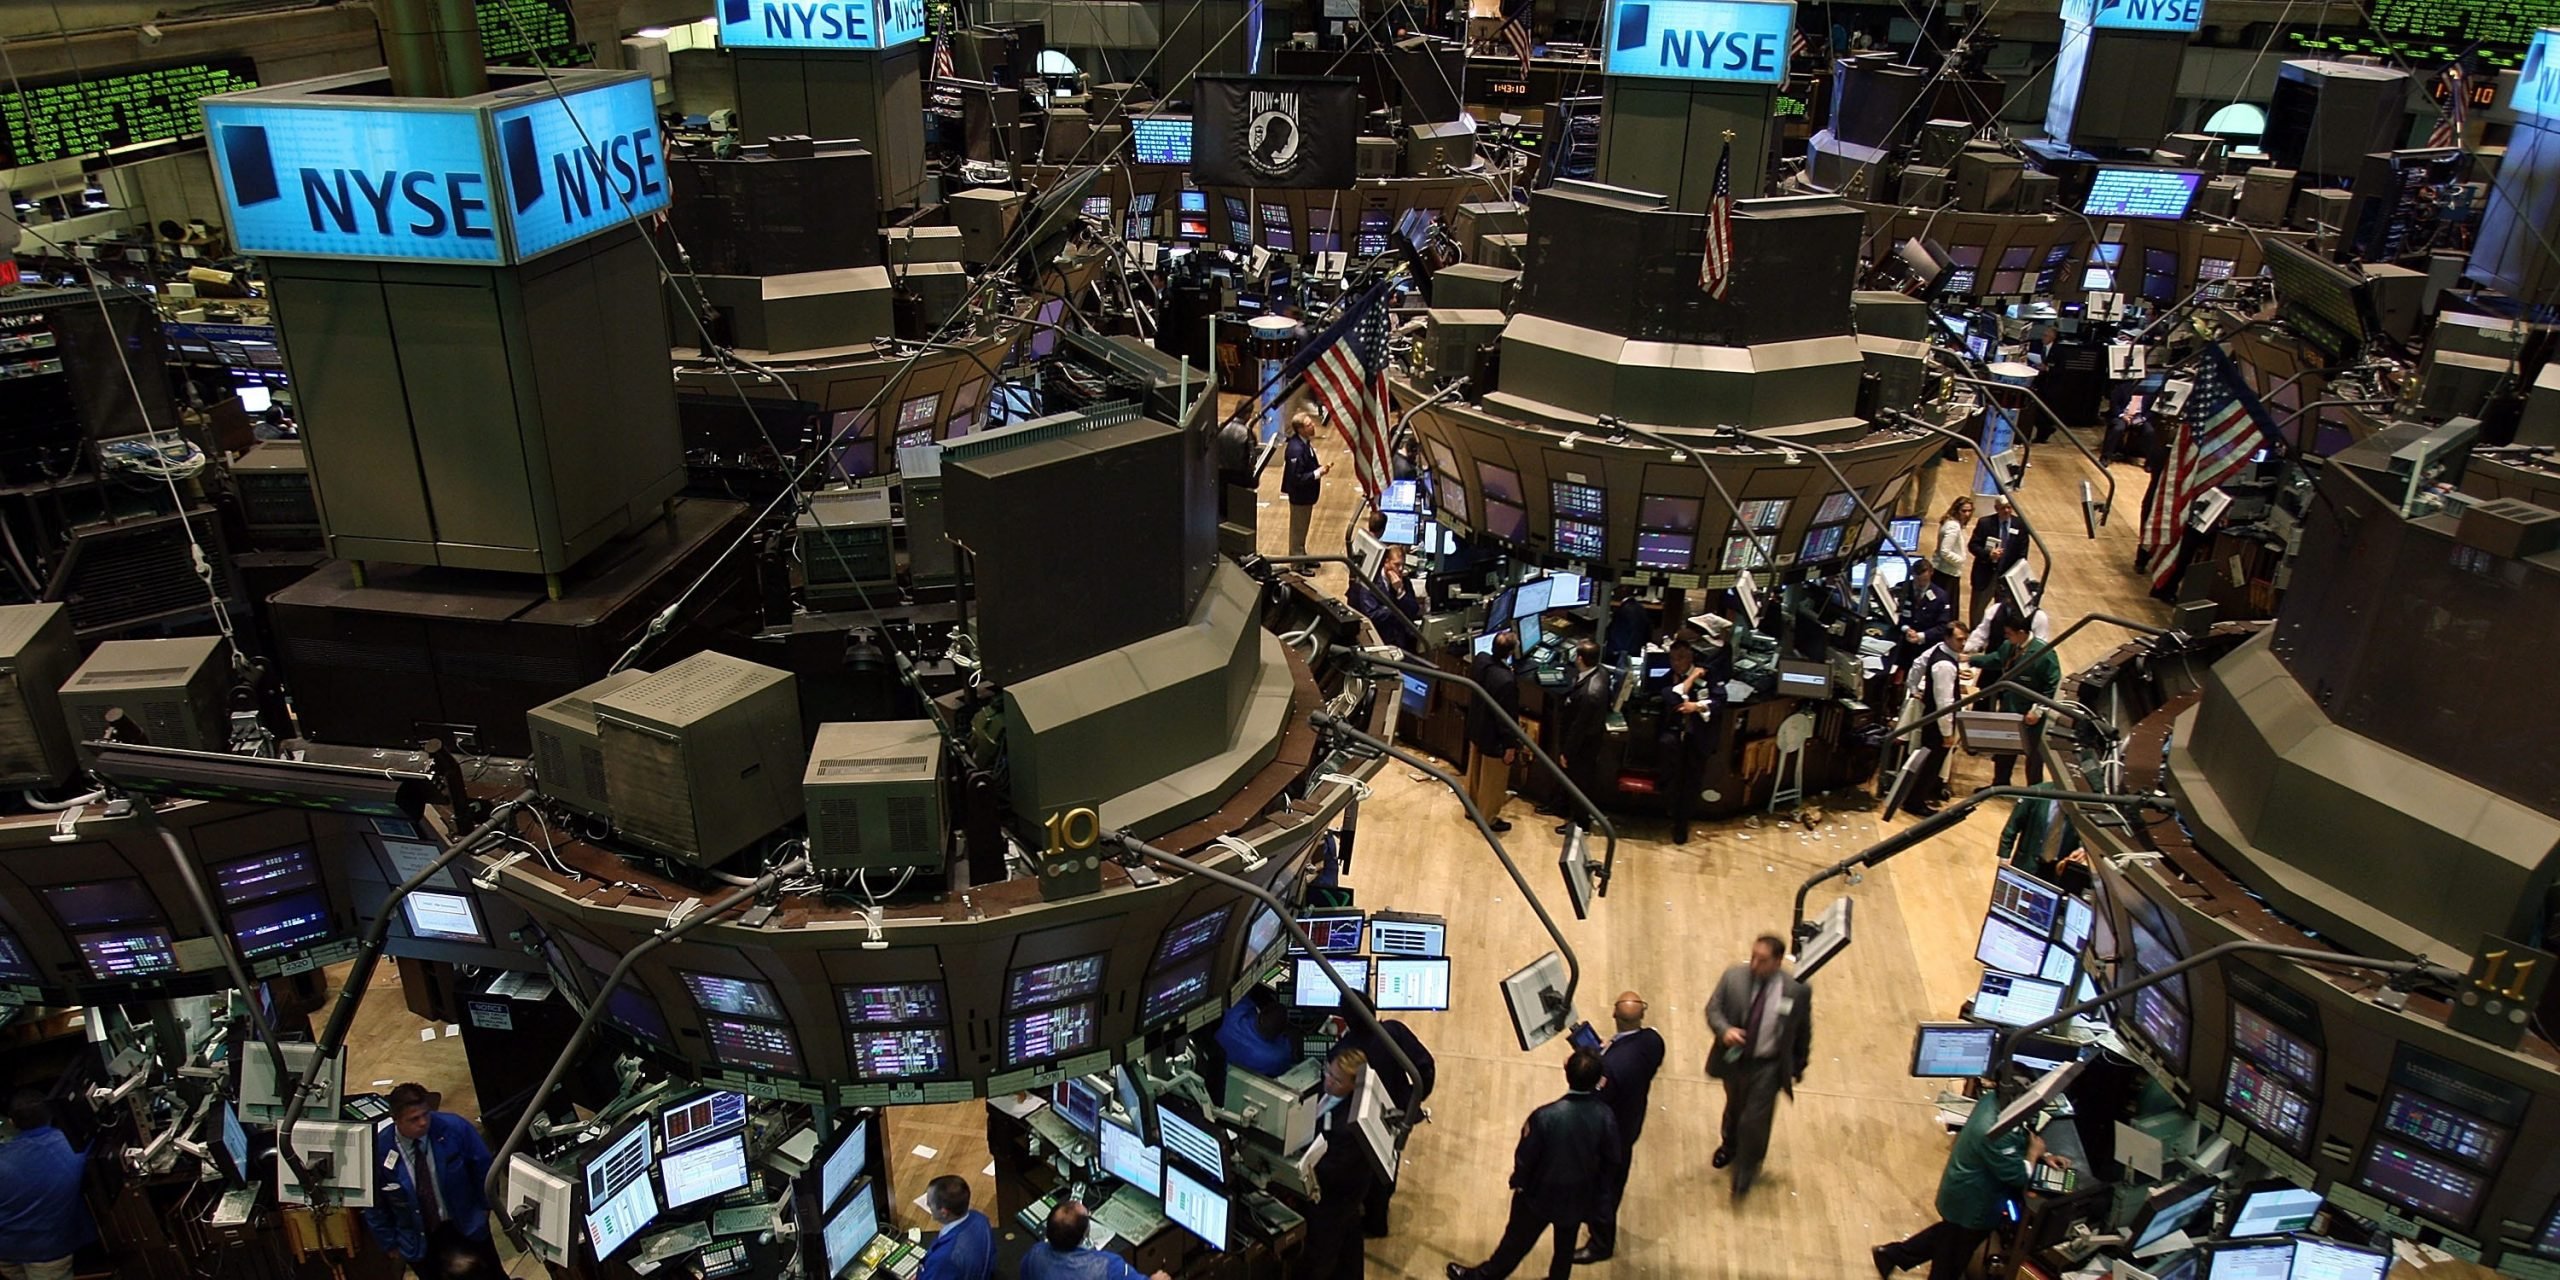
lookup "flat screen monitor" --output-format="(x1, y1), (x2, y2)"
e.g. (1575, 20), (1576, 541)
(212, 846), (319, 906)
(1288, 911), (1365, 954)
(2130, 1177), (2218, 1252)
(1141, 958), (1214, 1027)
(230, 890), (333, 959)
(213, 1099), (252, 1184)
(76, 927), (176, 980)
(1988, 866), (2063, 936)
(2534, 1195), (2560, 1258)
(2286, 1237), (2386, 1280)
(1888, 517), (1925, 552)
(2057, 897), (2094, 954)
(1292, 956), (1370, 1009)
(2376, 1086), (2511, 1166)
(819, 1117), (869, 1211)
(605, 986), (674, 1048)
(661, 1132), (749, 1209)
(1242, 906), (1287, 974)
(1099, 1112), (1162, 1194)
(2231, 1004), (2319, 1088)
(2199, 1239), (2293, 1279)
(582, 1122), (657, 1262)
(1157, 1102), (1224, 1179)
(840, 982), (945, 1025)
(822, 1183), (879, 1278)
(1162, 1162), (1229, 1249)
(1990, 1057), (2088, 1137)
(2129, 985), (2191, 1067)
(1367, 913), (1445, 957)
(1512, 577), (1554, 621)
(1969, 971), (2065, 1027)
(1053, 1079), (1103, 1136)
(1776, 658), (1831, 698)
(2081, 168), (2204, 219)
(42, 879), (158, 928)
(1977, 916), (2052, 976)
(1382, 478), (1421, 513)
(401, 890), (487, 943)
(1547, 570), (1593, 608)
(1909, 1022), (1998, 1077)
(1381, 511), (1421, 546)
(1801, 525), (1847, 560)
(2223, 1056), (2315, 1153)
(2355, 1139), (2487, 1228)
(1001, 1000), (1097, 1066)
(679, 972), (786, 1021)
(0, 931), (33, 983)
(704, 1016), (803, 1076)
(1132, 116), (1192, 165)
(1008, 954), (1107, 1008)
(1155, 911), (1228, 966)
(1372, 957), (1452, 1011)
(1633, 531), (1694, 570)
(851, 1028), (951, 1079)
(1554, 519), (1606, 559)
(661, 1092), (748, 1153)
(2227, 1185), (2323, 1237)
(1813, 492), (1857, 523)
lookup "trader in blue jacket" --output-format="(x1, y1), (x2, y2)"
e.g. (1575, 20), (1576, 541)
(920, 1176), (994, 1280)
(0, 1090), (94, 1280)
(362, 1083), (502, 1279)
(1283, 411), (1328, 560)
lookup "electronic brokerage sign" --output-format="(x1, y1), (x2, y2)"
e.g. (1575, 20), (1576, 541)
(719, 0), (928, 49)
(201, 70), (665, 265)
(2062, 0), (2203, 34)
(1604, 0), (1795, 84)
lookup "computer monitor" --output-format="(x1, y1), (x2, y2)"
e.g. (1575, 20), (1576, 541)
(1775, 659), (1831, 698)
(1372, 957), (1452, 1011)
(2354, 1139), (2486, 1228)
(1288, 911), (1366, 954)
(2128, 1177), (2218, 1254)
(1978, 915), (2053, 976)
(42, 879), (159, 928)
(822, 1181), (879, 1278)
(230, 890), (333, 959)
(851, 1028), (952, 1079)
(1989, 1057), (2088, 1137)
(1001, 1001), (1098, 1066)
(2198, 1238), (2292, 1279)
(1008, 954), (1108, 1007)
(1132, 116), (1193, 165)
(1989, 866), (2064, 936)
(1968, 971), (2066, 1027)
(2081, 168), (2204, 219)
(2285, 1237), (2385, 1280)
(1291, 956), (1370, 1009)
(605, 986), (674, 1049)
(1382, 479), (1420, 513)
(276, 1118), (375, 1207)
(1162, 1163), (1229, 1249)
(794, 1116), (857, 1216)
(210, 1100), (252, 1185)
(1053, 1078), (1103, 1136)
(2058, 897), (2094, 954)
(213, 846), (319, 905)
(704, 1017), (803, 1076)
(1155, 911), (1229, 967)
(1140, 958), (1214, 1027)
(840, 982), (946, 1025)
(1367, 912), (1446, 957)
(661, 1091), (748, 1153)
(1547, 570), (1593, 607)
(1157, 1100), (1225, 1179)
(76, 927), (176, 980)
(582, 1122), (658, 1261)
(661, 1132), (750, 1209)
(1099, 1112), (1162, 1195)
(401, 890), (487, 943)
(2227, 1185), (2323, 1237)
(679, 972), (787, 1021)
(0, 931), (34, 984)
(1909, 1022), (1998, 1077)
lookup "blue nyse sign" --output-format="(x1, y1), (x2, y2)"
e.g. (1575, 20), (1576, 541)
(1605, 0), (1795, 85)
(719, 0), (927, 49)
(2064, 0), (2202, 35)
(490, 77), (669, 258)
(2514, 28), (2560, 120)
(203, 103), (503, 263)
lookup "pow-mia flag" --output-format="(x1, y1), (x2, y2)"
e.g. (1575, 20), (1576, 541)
(1192, 73), (1360, 189)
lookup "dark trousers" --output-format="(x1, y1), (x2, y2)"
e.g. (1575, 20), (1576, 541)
(1897, 728), (1949, 816)
(1718, 1056), (1786, 1191)
(1877, 1220), (1991, 1280)
(409, 1224), (503, 1280)
(1662, 736), (1706, 837)
(1476, 1192), (1577, 1280)
(1587, 1139), (1636, 1251)
(1969, 572), (1999, 623)
(1990, 719), (2046, 787)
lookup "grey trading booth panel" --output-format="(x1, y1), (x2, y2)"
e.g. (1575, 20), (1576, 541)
(485, 781), (1351, 1097)
(2172, 634), (2560, 963)
(2462, 455), (2560, 513)
(1005, 566), (1295, 840)
(2042, 24), (2186, 151)
(0, 800), (374, 1002)
(1596, 78), (1779, 213)
(1494, 314), (1866, 430)
(682, 268), (897, 356)
(670, 328), (1012, 455)
(1844, 202), (2306, 308)
(729, 46), (927, 211)
(2084, 828), (2560, 1264)
(2472, 104), (2560, 313)
(2271, 455), (2560, 819)
(1014, 164), (1487, 250)
(268, 226), (687, 576)
(1406, 391), (1943, 575)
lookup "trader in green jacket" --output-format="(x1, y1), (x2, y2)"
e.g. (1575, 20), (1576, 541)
(1871, 1075), (2071, 1279)
(1970, 614), (2063, 788)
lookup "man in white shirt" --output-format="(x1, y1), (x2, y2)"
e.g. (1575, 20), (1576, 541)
(1896, 622), (1968, 818)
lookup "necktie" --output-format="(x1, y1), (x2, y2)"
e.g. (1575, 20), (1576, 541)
(1743, 980), (1768, 1050)
(411, 1139), (439, 1226)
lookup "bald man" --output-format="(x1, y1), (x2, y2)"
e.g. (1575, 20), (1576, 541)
(1020, 1201), (1171, 1280)
(1580, 992), (1666, 1262)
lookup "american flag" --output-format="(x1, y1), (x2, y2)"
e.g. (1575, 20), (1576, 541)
(2428, 64), (2470, 149)
(1285, 279), (1398, 502)
(930, 35), (955, 81)
(1498, 0), (1534, 75)
(2142, 344), (2280, 593)
(1699, 139), (1735, 298)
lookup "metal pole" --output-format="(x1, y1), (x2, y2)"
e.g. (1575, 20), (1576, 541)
(1311, 712), (1584, 1011)
(1789, 785), (2174, 936)
(1926, 355), (2119, 528)
(1875, 408), (2056, 613)
(1879, 611), (2176, 745)
(1997, 940), (2460, 1066)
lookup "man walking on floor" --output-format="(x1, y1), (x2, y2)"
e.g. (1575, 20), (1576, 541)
(1579, 992), (1664, 1262)
(1704, 935), (1813, 1200)
(1448, 1051), (1622, 1280)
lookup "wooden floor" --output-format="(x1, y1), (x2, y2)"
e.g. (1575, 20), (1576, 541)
(341, 430), (2174, 1278)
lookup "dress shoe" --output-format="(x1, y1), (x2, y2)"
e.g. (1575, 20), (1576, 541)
(1673, 827), (1691, 845)
(1572, 1247), (1613, 1264)
(1489, 819), (1512, 833)
(1711, 1146), (1731, 1169)
(1730, 1177), (1753, 1201)
(1448, 1266), (1484, 1280)
(1554, 822), (1573, 835)
(1873, 1245), (1897, 1278)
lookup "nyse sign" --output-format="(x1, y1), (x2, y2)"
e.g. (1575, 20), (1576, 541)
(2064, 0), (2202, 34)
(490, 77), (668, 257)
(719, 0), (928, 49)
(1604, 0), (1795, 85)
(2514, 28), (2560, 121)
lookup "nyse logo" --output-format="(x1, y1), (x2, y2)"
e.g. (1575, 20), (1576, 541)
(2094, 0), (2201, 25)
(725, 0), (921, 43)
(499, 115), (664, 224)
(220, 122), (494, 243)
(1614, 3), (1784, 78)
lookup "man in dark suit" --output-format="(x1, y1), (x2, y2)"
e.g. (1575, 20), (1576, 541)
(1555, 641), (1614, 836)
(361, 1083), (501, 1280)
(1893, 561), (1957, 679)
(1704, 935), (1813, 1200)
(1331, 1021), (1436, 1235)
(1579, 993), (1665, 1262)
(1467, 629), (1523, 833)
(1656, 640), (1721, 845)
(1448, 1051), (1623, 1280)
(1282, 411), (1327, 561)
(1965, 498), (2027, 624)
(1302, 1052), (1378, 1280)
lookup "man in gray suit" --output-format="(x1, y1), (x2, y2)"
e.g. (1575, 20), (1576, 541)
(1704, 934), (1813, 1200)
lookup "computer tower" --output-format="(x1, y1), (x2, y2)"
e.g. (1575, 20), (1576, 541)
(1915, 119), (1970, 168)
(2018, 171), (2059, 215)
(1357, 136), (1399, 178)
(0, 604), (77, 787)
(1406, 118), (1478, 176)
(233, 442), (321, 545)
(948, 187), (1024, 266)
(594, 651), (806, 866)
(1954, 148), (2025, 213)
(804, 720), (947, 873)
(2291, 187), (2353, 238)
(58, 635), (228, 764)
(798, 487), (898, 609)
(525, 668), (653, 823)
